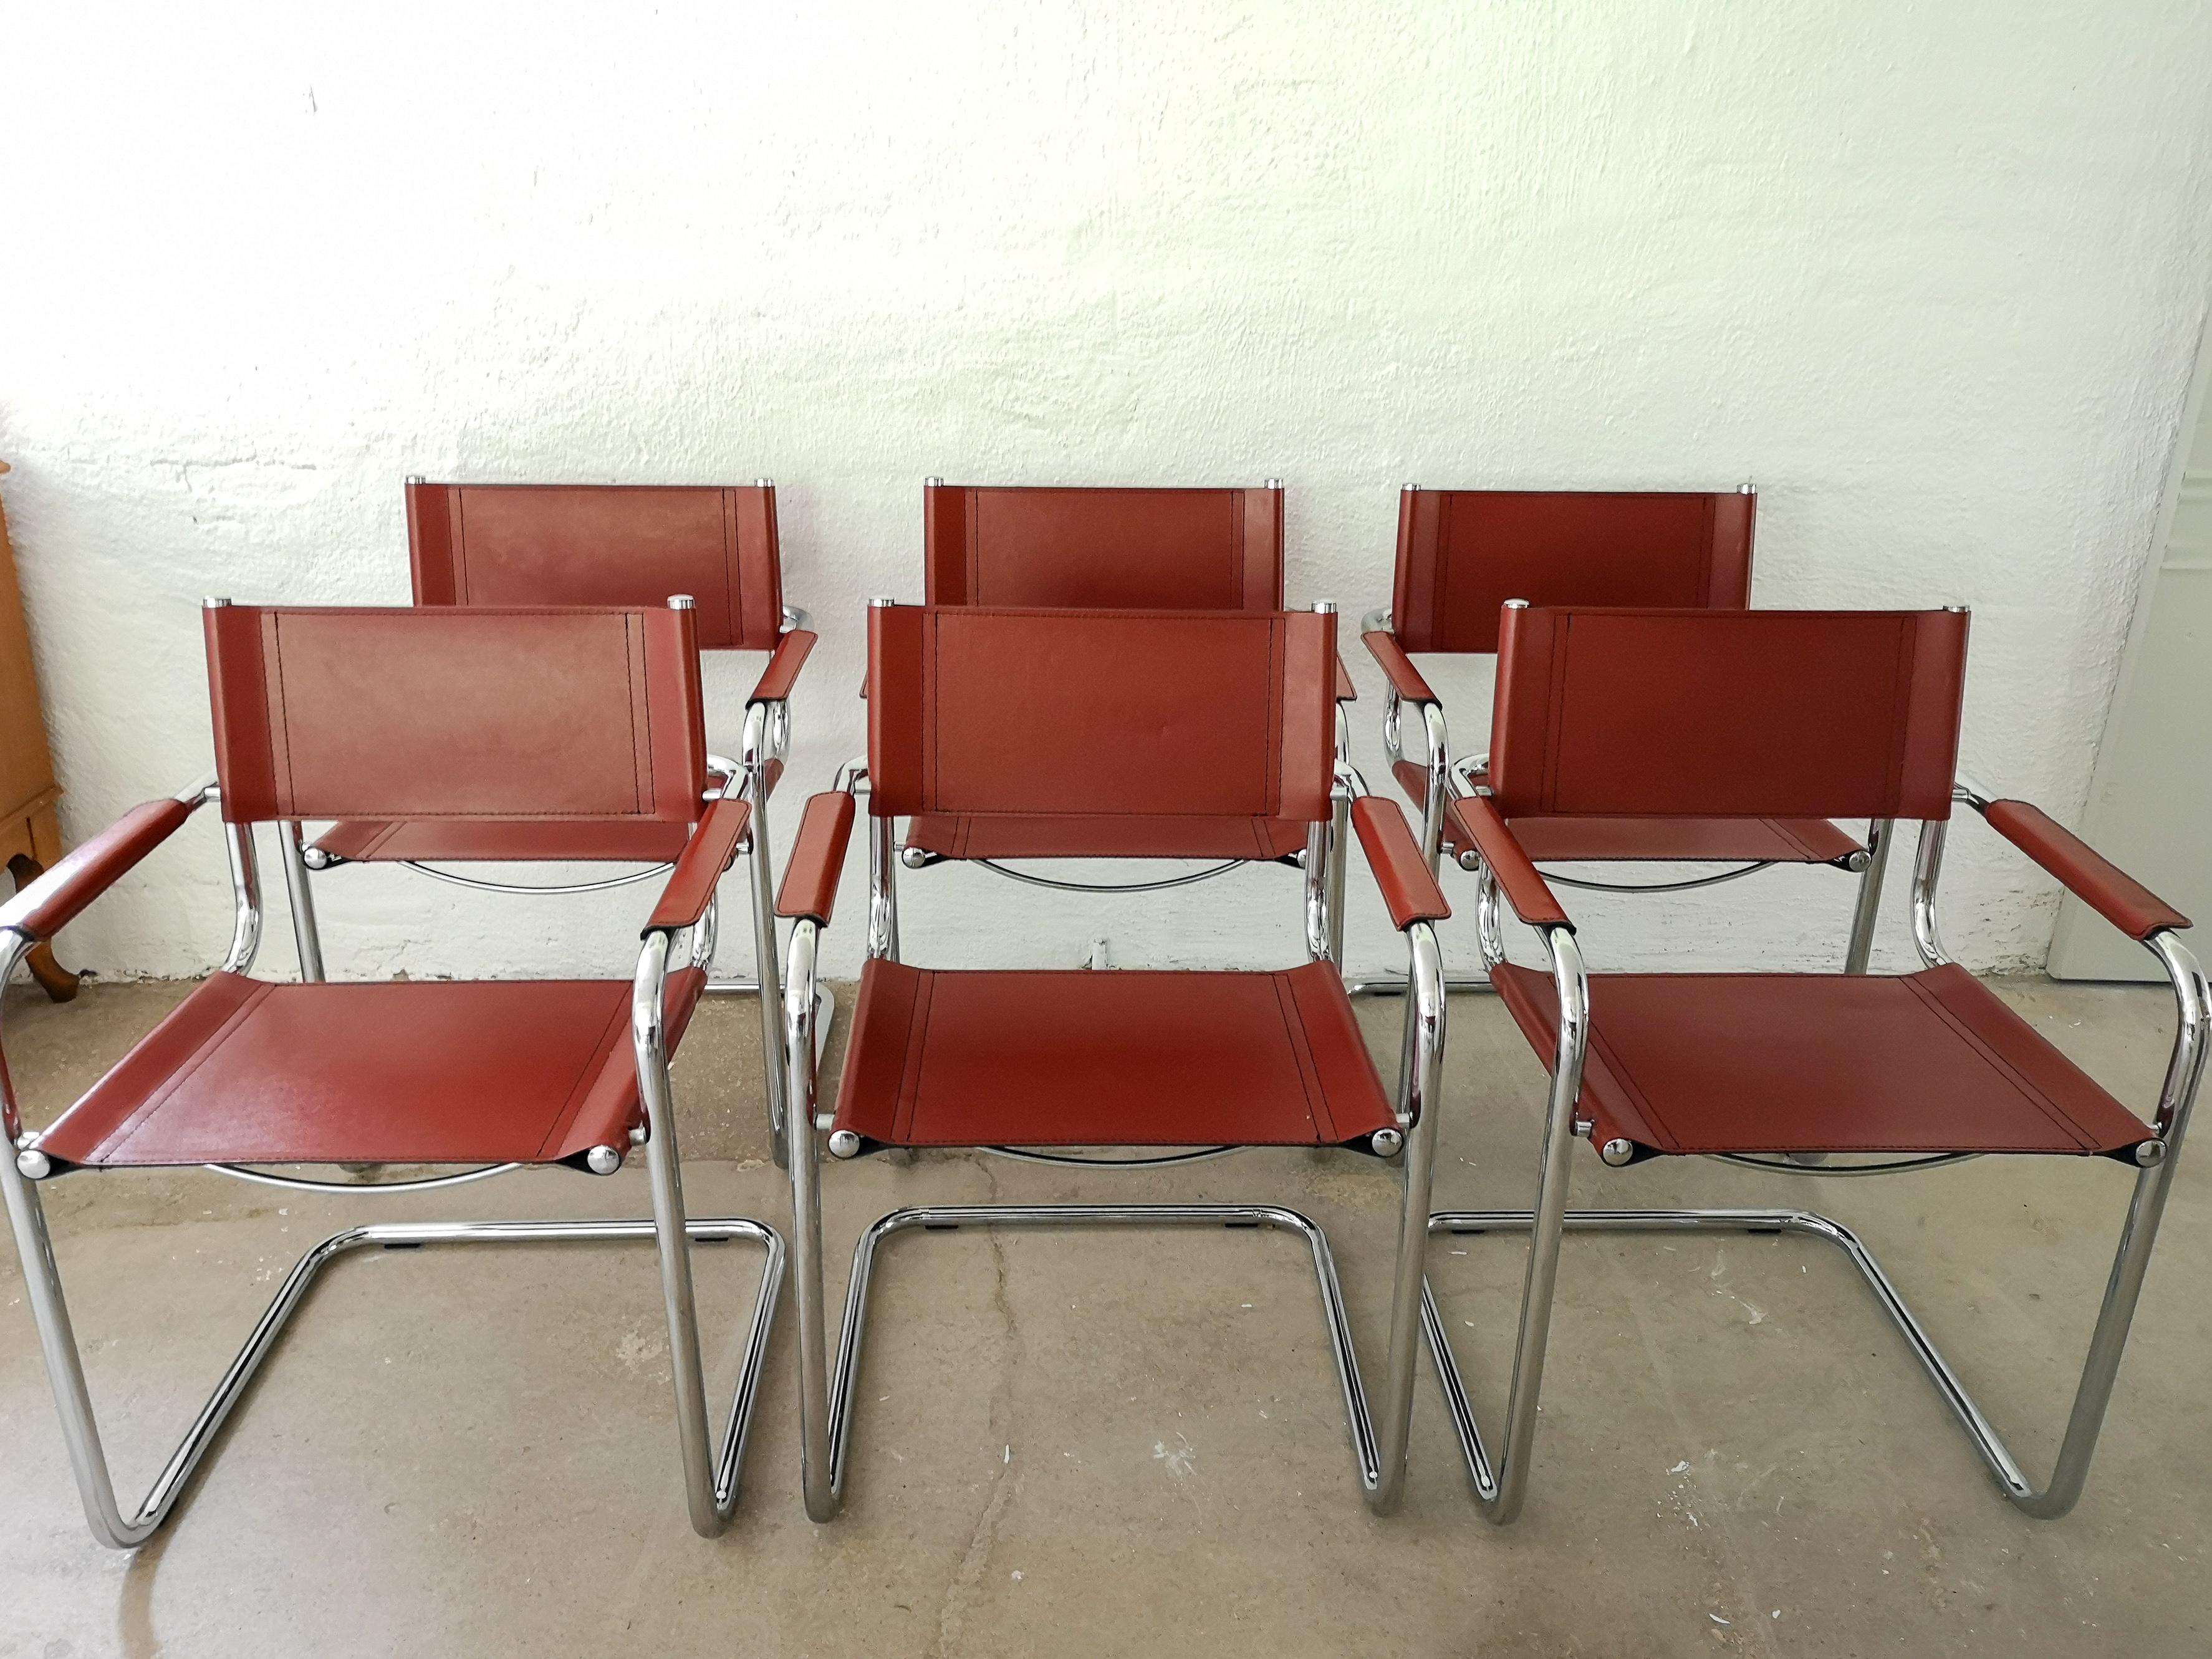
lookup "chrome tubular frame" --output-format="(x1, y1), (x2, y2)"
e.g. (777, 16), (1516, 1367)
(1426, 796), (2210, 1522)
(781, 868), (1450, 1520)
(1844, 817), (1895, 974)
(974, 858), (1243, 896)
(1911, 817), (1951, 966)
(277, 821), (325, 982)
(863, 787), (900, 964)
(0, 845), (785, 1549)
(1417, 923), (1585, 1525)
(219, 817), (262, 975)
(1303, 819), (1332, 963)
(1326, 759), (1352, 965)
(733, 700), (793, 1168)
(632, 928), (786, 1537)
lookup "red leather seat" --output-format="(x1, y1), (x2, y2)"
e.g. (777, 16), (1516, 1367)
(1390, 759), (1865, 866)
(829, 959), (1396, 1149)
(313, 816), (696, 865)
(32, 969), (708, 1170)
(1489, 961), (2153, 1160)
(314, 762), (780, 866)
(901, 810), (1309, 862)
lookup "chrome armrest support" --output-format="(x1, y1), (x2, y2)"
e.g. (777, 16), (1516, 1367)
(1304, 817), (1332, 963)
(737, 702), (773, 811)
(1473, 864), (1507, 969)
(1380, 695), (1454, 872)
(1910, 819), (1951, 968)
(2147, 930), (2209, 1148)
(632, 926), (673, 1077)
(203, 787), (261, 978)
(219, 820), (262, 977)
(782, 605), (813, 635)
(706, 753), (743, 802)
(1463, 919), (1590, 1527)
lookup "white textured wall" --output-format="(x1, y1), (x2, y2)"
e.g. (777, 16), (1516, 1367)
(3, 1), (2210, 986)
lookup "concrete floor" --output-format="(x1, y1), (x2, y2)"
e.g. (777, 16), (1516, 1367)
(0, 973), (2205, 1658)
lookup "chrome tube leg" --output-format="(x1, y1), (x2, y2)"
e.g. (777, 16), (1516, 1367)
(1367, 923), (1446, 1514)
(1844, 817), (1895, 974)
(745, 780), (791, 1171)
(783, 919), (838, 1521)
(2024, 931), (2205, 1516)
(277, 822), (324, 983)
(1422, 1191), (2192, 1521)
(1326, 781), (1350, 967)
(635, 931), (725, 1538)
(2027, 1159), (2176, 1516)
(1418, 705), (1451, 877)
(1, 1156), (143, 1547)
(1477, 927), (1588, 1524)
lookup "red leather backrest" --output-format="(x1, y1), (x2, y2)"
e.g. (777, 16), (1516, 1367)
(867, 605), (1335, 823)
(1488, 607), (1969, 821)
(204, 605), (708, 825)
(407, 482), (784, 651)
(1392, 489), (1754, 654)
(923, 484), (1283, 610)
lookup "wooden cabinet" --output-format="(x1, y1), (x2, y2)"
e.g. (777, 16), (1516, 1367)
(0, 461), (80, 1000)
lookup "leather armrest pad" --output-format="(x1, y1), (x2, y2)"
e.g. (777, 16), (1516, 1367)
(1984, 799), (2190, 941)
(643, 796), (751, 934)
(776, 792), (858, 924)
(1351, 797), (1451, 929)
(1361, 630), (1438, 705)
(1457, 794), (1572, 931)
(1334, 655), (1358, 703)
(0, 798), (193, 941)
(748, 630), (818, 704)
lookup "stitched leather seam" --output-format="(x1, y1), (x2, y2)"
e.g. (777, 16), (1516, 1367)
(890, 969), (937, 1146)
(1901, 973), (2115, 1150)
(537, 992), (637, 1159)
(721, 489), (742, 652)
(1227, 490), (1244, 610)
(266, 613), (297, 820)
(450, 488), (472, 605)
(1697, 497), (1716, 608)
(95, 979), (276, 1161)
(1579, 1022), (1676, 1154)
(1764, 817), (1820, 862)
(1269, 972), (1332, 1143)
(627, 612), (652, 815)
(1540, 612), (1572, 816)
(1428, 492), (1451, 655)
(1264, 617), (1285, 815)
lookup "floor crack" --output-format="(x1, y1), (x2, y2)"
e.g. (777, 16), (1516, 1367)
(925, 1160), (1024, 1659)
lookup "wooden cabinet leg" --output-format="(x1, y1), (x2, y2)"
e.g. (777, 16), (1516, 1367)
(11, 802), (83, 1003)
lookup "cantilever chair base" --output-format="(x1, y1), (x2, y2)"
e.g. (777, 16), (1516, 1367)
(819, 1203), (1393, 1507)
(1420, 1195), (2166, 1520)
(0, 1163), (784, 1549)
